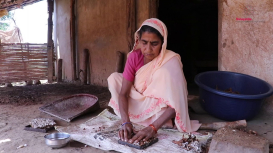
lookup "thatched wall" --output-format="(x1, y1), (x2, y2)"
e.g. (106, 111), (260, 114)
(0, 43), (48, 82)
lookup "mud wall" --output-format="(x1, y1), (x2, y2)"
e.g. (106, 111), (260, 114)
(136, 0), (149, 28)
(76, 0), (128, 86)
(53, 0), (73, 81)
(218, 0), (273, 114)
(76, 0), (151, 86)
(54, 0), (152, 86)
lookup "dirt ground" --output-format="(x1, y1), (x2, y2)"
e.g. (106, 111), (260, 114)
(1, 82), (272, 153)
(0, 82), (114, 153)
(0, 82), (111, 107)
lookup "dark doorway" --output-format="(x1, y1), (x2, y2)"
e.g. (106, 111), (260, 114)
(158, 0), (218, 86)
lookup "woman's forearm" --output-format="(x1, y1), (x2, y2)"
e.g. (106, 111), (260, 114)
(152, 107), (176, 130)
(118, 94), (130, 123)
(118, 78), (133, 123)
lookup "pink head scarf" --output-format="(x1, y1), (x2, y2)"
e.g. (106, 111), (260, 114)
(130, 18), (178, 93)
(130, 18), (169, 68)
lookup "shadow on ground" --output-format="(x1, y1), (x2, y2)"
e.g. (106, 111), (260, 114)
(0, 83), (111, 107)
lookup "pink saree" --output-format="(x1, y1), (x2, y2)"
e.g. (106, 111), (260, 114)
(108, 18), (201, 132)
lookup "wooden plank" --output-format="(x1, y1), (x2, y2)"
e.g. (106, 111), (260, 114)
(0, 55), (48, 59)
(0, 60), (48, 63)
(0, 48), (47, 51)
(2, 49), (47, 51)
(0, 75), (47, 77)
(0, 68), (48, 71)
(0, 62), (47, 65)
(0, 71), (47, 74)
(0, 69), (47, 71)
(0, 43), (47, 45)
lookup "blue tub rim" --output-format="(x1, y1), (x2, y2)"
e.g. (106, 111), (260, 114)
(194, 71), (273, 99)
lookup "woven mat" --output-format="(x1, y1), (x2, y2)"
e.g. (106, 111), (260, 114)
(56, 109), (212, 153)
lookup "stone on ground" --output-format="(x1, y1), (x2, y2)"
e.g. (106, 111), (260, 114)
(209, 127), (269, 153)
(4, 83), (12, 87)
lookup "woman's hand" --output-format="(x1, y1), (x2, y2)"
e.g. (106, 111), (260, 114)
(119, 123), (134, 142)
(128, 126), (155, 143)
(128, 107), (176, 144)
(118, 77), (133, 142)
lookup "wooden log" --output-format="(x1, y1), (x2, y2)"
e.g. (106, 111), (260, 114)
(0, 61), (48, 63)
(115, 51), (124, 73)
(0, 75), (46, 78)
(57, 59), (63, 82)
(26, 80), (33, 86)
(0, 55), (48, 59)
(47, 0), (54, 83)
(199, 120), (247, 130)
(83, 49), (90, 85)
(4, 83), (12, 87)
(70, 0), (77, 80)
(0, 72), (47, 75)
(1, 49), (48, 51)
(0, 43), (47, 45)
(34, 80), (41, 85)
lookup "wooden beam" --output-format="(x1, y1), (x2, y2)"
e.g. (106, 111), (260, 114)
(47, 0), (54, 83)
(126, 0), (136, 52)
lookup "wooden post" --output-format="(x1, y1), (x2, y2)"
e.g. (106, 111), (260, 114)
(149, 0), (159, 18)
(126, 0), (136, 52)
(57, 59), (63, 82)
(83, 49), (89, 85)
(47, 0), (54, 83)
(116, 51), (124, 73)
(70, 0), (77, 80)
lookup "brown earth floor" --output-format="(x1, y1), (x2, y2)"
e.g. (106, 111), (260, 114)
(0, 82), (115, 153)
(0, 83), (272, 152)
(0, 82), (111, 107)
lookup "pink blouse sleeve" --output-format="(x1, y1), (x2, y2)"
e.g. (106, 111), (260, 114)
(123, 53), (136, 82)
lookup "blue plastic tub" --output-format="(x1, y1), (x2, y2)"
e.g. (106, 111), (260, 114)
(194, 71), (273, 121)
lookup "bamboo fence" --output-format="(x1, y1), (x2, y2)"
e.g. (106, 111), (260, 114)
(0, 43), (49, 82)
